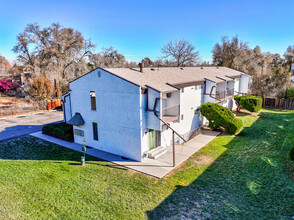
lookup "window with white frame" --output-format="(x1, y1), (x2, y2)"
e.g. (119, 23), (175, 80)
(90, 91), (96, 111)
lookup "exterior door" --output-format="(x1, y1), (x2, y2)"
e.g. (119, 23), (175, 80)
(149, 129), (161, 150)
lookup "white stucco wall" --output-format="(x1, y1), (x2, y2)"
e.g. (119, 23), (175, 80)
(239, 75), (250, 94)
(161, 85), (203, 146)
(216, 81), (226, 93)
(140, 93), (149, 158)
(203, 80), (216, 104)
(69, 68), (142, 161)
(219, 98), (234, 110)
(234, 78), (240, 94)
(146, 88), (161, 131)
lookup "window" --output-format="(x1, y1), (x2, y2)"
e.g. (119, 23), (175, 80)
(92, 122), (98, 141)
(181, 114), (184, 120)
(74, 129), (84, 137)
(181, 88), (184, 93)
(167, 93), (172, 98)
(195, 85), (202, 90)
(90, 91), (96, 111)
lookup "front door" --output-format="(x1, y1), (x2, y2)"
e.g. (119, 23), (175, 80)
(149, 129), (161, 150)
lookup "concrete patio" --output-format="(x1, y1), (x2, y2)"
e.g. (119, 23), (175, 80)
(30, 129), (221, 178)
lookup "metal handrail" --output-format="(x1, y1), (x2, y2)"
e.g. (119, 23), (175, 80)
(149, 97), (186, 167)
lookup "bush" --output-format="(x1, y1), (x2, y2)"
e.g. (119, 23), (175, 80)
(286, 87), (294, 99)
(42, 122), (73, 142)
(290, 147), (294, 161)
(239, 95), (262, 112)
(201, 103), (243, 135)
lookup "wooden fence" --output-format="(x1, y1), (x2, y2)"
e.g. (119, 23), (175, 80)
(263, 97), (294, 109)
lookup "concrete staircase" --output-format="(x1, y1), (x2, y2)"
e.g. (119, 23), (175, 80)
(148, 146), (167, 159)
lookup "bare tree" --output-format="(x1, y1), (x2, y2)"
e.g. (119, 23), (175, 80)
(13, 23), (95, 85)
(89, 47), (126, 68)
(161, 39), (199, 67)
(141, 57), (154, 67)
(0, 55), (11, 74)
(212, 36), (290, 97)
(212, 36), (248, 69)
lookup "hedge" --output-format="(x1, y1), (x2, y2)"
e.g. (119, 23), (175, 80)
(234, 95), (262, 112)
(42, 122), (73, 142)
(200, 103), (243, 135)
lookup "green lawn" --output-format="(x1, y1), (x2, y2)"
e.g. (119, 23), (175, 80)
(0, 108), (293, 219)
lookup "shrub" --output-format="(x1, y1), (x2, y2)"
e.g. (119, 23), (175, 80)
(239, 95), (262, 112)
(42, 122), (73, 142)
(286, 87), (294, 99)
(200, 103), (243, 135)
(289, 147), (294, 161)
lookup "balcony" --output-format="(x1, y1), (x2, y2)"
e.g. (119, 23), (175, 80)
(226, 88), (234, 97)
(161, 104), (180, 124)
(215, 88), (235, 103)
(215, 90), (225, 101)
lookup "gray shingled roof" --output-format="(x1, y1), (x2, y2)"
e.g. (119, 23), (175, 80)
(104, 67), (244, 93)
(68, 113), (84, 126)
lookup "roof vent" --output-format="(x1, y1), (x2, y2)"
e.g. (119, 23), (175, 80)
(150, 68), (155, 71)
(216, 66), (219, 69)
(201, 67), (203, 69)
(180, 67), (184, 70)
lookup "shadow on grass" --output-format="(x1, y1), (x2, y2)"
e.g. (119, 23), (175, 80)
(68, 161), (128, 170)
(147, 109), (294, 219)
(0, 135), (102, 162)
(0, 135), (129, 172)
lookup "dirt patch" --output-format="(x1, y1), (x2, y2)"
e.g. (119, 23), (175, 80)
(193, 154), (214, 166)
(0, 95), (40, 117)
(234, 109), (259, 117)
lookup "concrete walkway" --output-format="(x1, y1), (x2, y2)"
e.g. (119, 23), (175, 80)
(0, 111), (63, 141)
(30, 129), (221, 178)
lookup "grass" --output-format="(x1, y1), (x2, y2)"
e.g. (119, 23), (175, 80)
(0, 108), (293, 219)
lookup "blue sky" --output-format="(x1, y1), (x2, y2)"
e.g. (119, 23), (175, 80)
(0, 0), (293, 63)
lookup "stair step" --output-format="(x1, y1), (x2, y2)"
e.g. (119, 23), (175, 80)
(148, 146), (167, 159)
